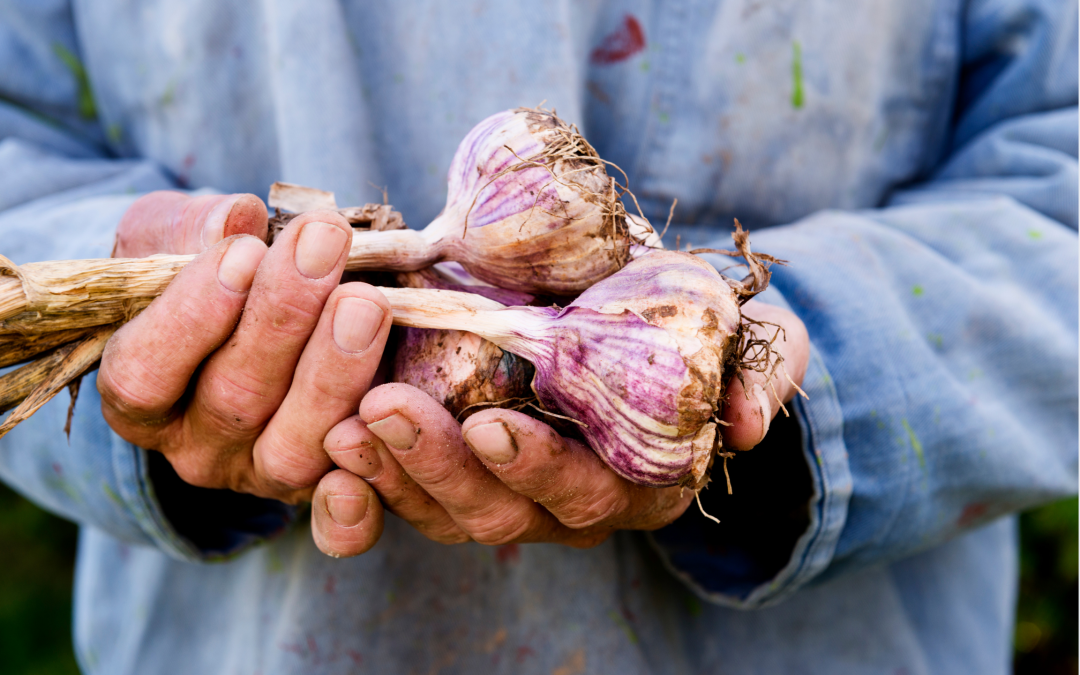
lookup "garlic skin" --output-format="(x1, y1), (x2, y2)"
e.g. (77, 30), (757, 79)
(495, 251), (742, 487)
(422, 108), (640, 294)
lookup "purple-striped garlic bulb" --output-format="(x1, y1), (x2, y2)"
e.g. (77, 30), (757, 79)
(506, 252), (740, 487)
(345, 108), (660, 294)
(392, 267), (535, 420)
(382, 248), (766, 488)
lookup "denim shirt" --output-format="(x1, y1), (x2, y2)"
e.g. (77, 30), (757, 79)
(0, 1), (1076, 673)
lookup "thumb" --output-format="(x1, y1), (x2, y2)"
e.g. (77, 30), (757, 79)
(719, 301), (809, 452)
(114, 191), (268, 258)
(719, 371), (778, 452)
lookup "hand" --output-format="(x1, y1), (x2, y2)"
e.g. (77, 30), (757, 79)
(97, 191), (393, 507)
(310, 299), (809, 557)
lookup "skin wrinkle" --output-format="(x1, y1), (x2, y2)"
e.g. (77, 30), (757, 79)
(558, 487), (630, 530)
(256, 435), (332, 490)
(192, 367), (275, 433)
(248, 292), (331, 341)
(98, 363), (176, 424)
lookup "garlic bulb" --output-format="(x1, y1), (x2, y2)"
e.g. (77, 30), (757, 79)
(504, 252), (739, 487)
(345, 108), (659, 294)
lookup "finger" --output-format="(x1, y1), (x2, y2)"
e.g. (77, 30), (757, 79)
(98, 235), (267, 451)
(462, 409), (691, 531)
(115, 191), (268, 257)
(325, 416), (469, 544)
(252, 283), (392, 496)
(359, 384), (595, 547)
(311, 469), (384, 558)
(184, 211), (352, 459)
(721, 301), (810, 451)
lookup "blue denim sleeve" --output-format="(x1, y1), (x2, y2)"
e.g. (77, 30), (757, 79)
(651, 0), (1078, 607)
(0, 1), (295, 562)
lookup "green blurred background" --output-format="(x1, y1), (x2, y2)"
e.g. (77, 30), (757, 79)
(0, 483), (1075, 674)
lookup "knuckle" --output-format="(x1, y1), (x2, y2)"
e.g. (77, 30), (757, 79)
(260, 459), (312, 491)
(468, 517), (530, 547)
(169, 293), (234, 344)
(254, 293), (325, 341)
(420, 525), (471, 545)
(400, 456), (465, 493)
(171, 455), (229, 490)
(305, 372), (365, 410)
(195, 370), (271, 431)
(558, 489), (632, 530)
(257, 443), (324, 492)
(97, 360), (173, 422)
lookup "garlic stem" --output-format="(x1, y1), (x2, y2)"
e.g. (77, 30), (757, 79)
(345, 228), (442, 272)
(0, 252), (551, 344)
(0, 275), (22, 321)
(378, 286), (506, 329)
(0, 249), (763, 490)
(0, 253), (194, 331)
(376, 288), (550, 357)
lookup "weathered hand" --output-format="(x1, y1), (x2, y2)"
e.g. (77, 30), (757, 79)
(311, 300), (809, 557)
(97, 191), (392, 505)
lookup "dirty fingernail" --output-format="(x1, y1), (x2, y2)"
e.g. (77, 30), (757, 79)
(295, 221), (348, 279)
(352, 442), (384, 479)
(366, 413), (418, 450)
(464, 421), (518, 464)
(202, 195), (241, 249)
(328, 440), (384, 480)
(326, 493), (368, 527)
(333, 298), (385, 352)
(217, 236), (268, 292)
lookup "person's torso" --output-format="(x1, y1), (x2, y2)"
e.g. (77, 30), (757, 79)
(68, 3), (1019, 674)
(75, 0), (959, 230)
